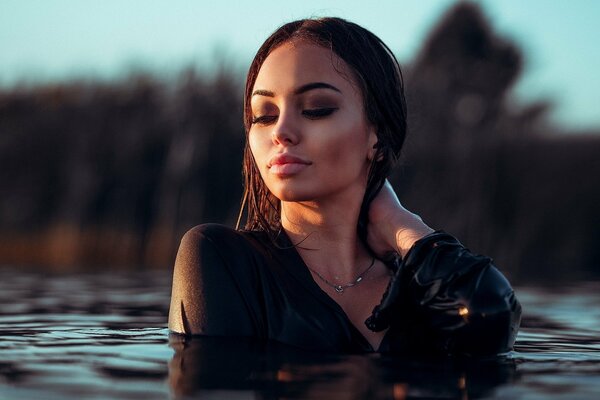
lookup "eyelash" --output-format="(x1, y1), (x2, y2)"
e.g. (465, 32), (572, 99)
(251, 107), (338, 125)
(251, 115), (277, 125)
(303, 107), (338, 119)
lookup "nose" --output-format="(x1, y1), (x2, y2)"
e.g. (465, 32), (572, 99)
(271, 109), (299, 146)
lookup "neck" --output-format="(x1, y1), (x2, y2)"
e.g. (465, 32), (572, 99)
(280, 187), (370, 281)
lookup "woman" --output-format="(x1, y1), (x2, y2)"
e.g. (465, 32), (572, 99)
(168, 17), (521, 355)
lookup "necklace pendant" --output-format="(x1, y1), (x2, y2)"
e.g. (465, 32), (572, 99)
(335, 285), (344, 293)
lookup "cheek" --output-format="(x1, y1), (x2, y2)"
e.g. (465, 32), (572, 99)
(321, 125), (370, 166)
(248, 132), (266, 164)
(248, 132), (272, 185)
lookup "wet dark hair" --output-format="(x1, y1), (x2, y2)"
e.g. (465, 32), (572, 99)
(239, 17), (407, 243)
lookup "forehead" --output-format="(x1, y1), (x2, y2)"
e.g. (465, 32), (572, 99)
(253, 40), (358, 93)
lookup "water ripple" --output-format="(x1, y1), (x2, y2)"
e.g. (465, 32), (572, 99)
(1, 268), (599, 399)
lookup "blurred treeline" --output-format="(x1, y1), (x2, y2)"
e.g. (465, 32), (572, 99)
(0, 3), (598, 282)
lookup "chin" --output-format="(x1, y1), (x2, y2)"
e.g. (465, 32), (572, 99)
(272, 190), (313, 203)
(269, 183), (319, 203)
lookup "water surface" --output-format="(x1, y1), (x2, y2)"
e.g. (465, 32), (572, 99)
(1, 267), (598, 399)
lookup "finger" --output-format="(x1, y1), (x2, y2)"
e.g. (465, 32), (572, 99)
(365, 255), (407, 331)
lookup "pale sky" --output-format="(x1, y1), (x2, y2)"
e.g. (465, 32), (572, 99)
(1, 0), (599, 131)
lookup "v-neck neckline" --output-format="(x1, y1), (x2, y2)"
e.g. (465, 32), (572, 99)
(274, 230), (391, 352)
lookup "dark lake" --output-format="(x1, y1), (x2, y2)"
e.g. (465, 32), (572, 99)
(1, 267), (599, 399)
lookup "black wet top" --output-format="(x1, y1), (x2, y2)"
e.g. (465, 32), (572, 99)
(174, 223), (521, 355)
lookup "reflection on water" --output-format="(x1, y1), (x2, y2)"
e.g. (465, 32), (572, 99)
(169, 335), (517, 399)
(0, 267), (599, 399)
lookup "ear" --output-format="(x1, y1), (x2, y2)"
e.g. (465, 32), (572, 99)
(367, 127), (379, 162)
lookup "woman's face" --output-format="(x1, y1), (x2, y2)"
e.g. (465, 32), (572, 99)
(249, 40), (377, 204)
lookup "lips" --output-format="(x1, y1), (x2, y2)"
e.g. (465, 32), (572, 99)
(267, 153), (312, 176)
(268, 153), (312, 167)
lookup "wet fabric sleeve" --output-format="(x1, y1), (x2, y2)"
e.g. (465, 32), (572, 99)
(168, 224), (259, 337)
(366, 231), (522, 356)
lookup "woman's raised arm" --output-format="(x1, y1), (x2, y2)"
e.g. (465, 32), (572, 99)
(365, 181), (521, 355)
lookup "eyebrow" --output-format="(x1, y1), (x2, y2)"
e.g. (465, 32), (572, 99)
(251, 82), (341, 98)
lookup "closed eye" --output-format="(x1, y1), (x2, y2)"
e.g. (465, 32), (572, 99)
(302, 107), (338, 119)
(251, 107), (338, 125)
(251, 115), (278, 125)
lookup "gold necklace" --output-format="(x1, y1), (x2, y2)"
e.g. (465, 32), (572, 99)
(307, 257), (376, 294)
